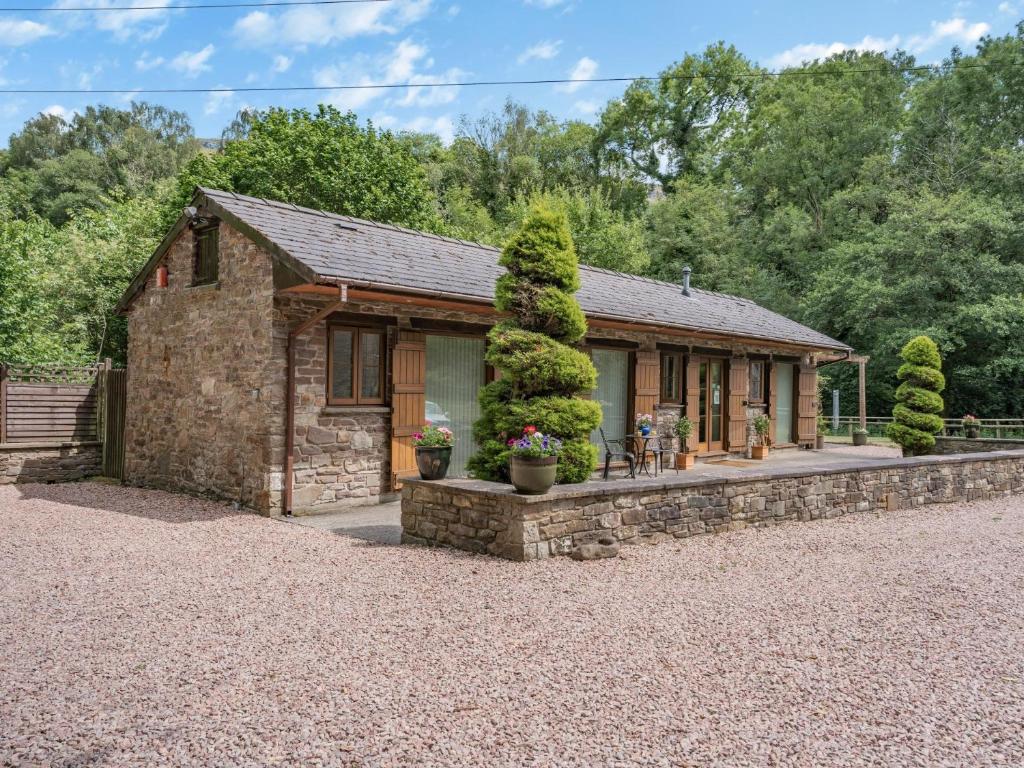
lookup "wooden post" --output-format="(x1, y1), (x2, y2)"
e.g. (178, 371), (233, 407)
(0, 363), (7, 445)
(858, 358), (867, 431)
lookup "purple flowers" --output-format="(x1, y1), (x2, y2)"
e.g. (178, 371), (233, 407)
(508, 430), (562, 458)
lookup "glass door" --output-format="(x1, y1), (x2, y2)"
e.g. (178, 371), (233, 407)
(696, 358), (724, 453)
(775, 362), (794, 445)
(425, 335), (486, 477)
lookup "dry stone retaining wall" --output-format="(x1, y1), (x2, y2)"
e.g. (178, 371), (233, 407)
(401, 450), (1024, 561)
(932, 437), (1024, 455)
(0, 442), (101, 484)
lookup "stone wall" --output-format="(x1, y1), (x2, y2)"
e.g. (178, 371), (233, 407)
(0, 442), (102, 484)
(932, 436), (1024, 455)
(124, 221), (279, 512)
(401, 450), (1024, 561)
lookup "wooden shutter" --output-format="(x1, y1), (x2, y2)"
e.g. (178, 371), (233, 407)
(768, 362), (778, 445)
(797, 362), (818, 446)
(633, 350), (659, 423)
(684, 357), (700, 452)
(727, 358), (748, 451)
(391, 330), (426, 489)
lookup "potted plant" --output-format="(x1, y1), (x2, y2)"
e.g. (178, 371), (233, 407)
(674, 416), (695, 469)
(636, 412), (653, 436)
(508, 426), (562, 495)
(752, 414), (771, 459)
(412, 422), (455, 480)
(962, 414), (980, 439)
(816, 415), (828, 450)
(853, 427), (869, 446)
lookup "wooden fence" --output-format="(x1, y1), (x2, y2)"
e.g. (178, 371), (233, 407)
(0, 361), (128, 478)
(826, 416), (1024, 439)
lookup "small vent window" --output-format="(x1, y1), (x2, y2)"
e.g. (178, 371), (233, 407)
(193, 223), (219, 286)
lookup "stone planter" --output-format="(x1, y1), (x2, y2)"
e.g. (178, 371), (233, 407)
(853, 431), (868, 447)
(415, 446), (452, 480)
(509, 455), (557, 495)
(965, 425), (980, 439)
(675, 452), (695, 470)
(816, 435), (826, 450)
(751, 444), (769, 460)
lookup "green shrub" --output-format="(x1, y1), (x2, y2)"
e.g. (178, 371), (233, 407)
(886, 335), (945, 455)
(470, 203), (598, 484)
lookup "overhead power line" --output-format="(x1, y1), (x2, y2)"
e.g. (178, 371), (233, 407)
(0, 0), (390, 10)
(0, 60), (1018, 95)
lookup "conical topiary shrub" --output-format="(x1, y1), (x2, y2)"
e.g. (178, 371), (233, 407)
(885, 335), (945, 456)
(467, 204), (600, 484)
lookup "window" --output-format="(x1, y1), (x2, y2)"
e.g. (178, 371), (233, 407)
(425, 335), (486, 477)
(328, 326), (386, 405)
(590, 348), (630, 444)
(749, 360), (766, 404)
(192, 224), (219, 286)
(660, 351), (684, 404)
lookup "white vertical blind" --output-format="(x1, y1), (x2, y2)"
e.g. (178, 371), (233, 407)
(425, 335), (486, 477)
(776, 362), (794, 445)
(590, 348), (629, 445)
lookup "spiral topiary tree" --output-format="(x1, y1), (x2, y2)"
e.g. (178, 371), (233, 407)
(467, 204), (600, 484)
(885, 335), (945, 456)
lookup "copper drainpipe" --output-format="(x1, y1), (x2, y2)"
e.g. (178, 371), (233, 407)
(283, 284), (348, 516)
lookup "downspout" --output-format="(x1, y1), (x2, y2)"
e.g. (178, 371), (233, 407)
(283, 284), (348, 516)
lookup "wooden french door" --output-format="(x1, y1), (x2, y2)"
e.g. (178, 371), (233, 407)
(694, 357), (725, 453)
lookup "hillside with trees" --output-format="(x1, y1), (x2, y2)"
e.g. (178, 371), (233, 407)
(1, 25), (1022, 419)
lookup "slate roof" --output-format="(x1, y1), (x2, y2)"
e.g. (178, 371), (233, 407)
(198, 188), (851, 351)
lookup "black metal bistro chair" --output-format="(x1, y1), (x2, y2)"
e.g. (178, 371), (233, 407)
(645, 435), (669, 476)
(599, 428), (636, 480)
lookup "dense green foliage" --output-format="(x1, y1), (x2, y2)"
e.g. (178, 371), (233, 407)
(886, 336), (946, 454)
(468, 205), (599, 484)
(2, 27), (1024, 424)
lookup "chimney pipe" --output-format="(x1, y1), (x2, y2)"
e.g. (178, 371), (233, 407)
(681, 265), (692, 297)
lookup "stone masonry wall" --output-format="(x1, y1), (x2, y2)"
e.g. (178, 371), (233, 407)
(932, 437), (1024, 455)
(401, 450), (1024, 561)
(124, 221), (279, 513)
(0, 443), (101, 484)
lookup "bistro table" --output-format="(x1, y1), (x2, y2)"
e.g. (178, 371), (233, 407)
(625, 433), (661, 477)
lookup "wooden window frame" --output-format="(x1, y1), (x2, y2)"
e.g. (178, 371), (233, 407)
(748, 359), (767, 405)
(659, 350), (684, 405)
(192, 223), (219, 286)
(327, 325), (386, 406)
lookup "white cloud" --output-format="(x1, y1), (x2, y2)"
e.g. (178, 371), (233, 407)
(169, 44), (215, 78)
(0, 19), (55, 46)
(233, 0), (431, 48)
(905, 18), (990, 54)
(272, 54), (293, 73)
(525, 0), (568, 7)
(204, 87), (235, 116)
(42, 104), (76, 121)
(768, 17), (990, 69)
(374, 112), (456, 143)
(998, 2), (1018, 14)
(135, 52), (165, 71)
(768, 35), (900, 69)
(517, 39), (562, 65)
(447, 4), (460, 16)
(555, 56), (598, 93)
(314, 38), (465, 111)
(573, 99), (599, 116)
(53, 0), (171, 42)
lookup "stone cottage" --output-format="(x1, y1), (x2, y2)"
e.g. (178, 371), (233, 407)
(116, 188), (852, 515)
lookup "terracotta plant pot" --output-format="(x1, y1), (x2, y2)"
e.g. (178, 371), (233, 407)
(853, 431), (868, 447)
(675, 452), (695, 470)
(751, 444), (769, 460)
(509, 455), (557, 495)
(415, 446), (452, 480)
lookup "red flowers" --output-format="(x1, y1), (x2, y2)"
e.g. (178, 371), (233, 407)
(524, 425), (537, 435)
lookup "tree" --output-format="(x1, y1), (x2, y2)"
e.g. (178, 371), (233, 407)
(886, 336), (945, 455)
(178, 105), (442, 232)
(468, 204), (600, 484)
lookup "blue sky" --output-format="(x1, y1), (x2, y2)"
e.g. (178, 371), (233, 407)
(0, 0), (1019, 143)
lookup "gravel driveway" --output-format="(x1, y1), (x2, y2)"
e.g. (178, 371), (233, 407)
(2, 482), (1023, 767)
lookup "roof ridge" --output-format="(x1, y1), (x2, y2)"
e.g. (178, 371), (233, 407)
(199, 186), (503, 254)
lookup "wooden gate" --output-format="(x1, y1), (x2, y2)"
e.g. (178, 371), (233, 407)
(101, 368), (127, 479)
